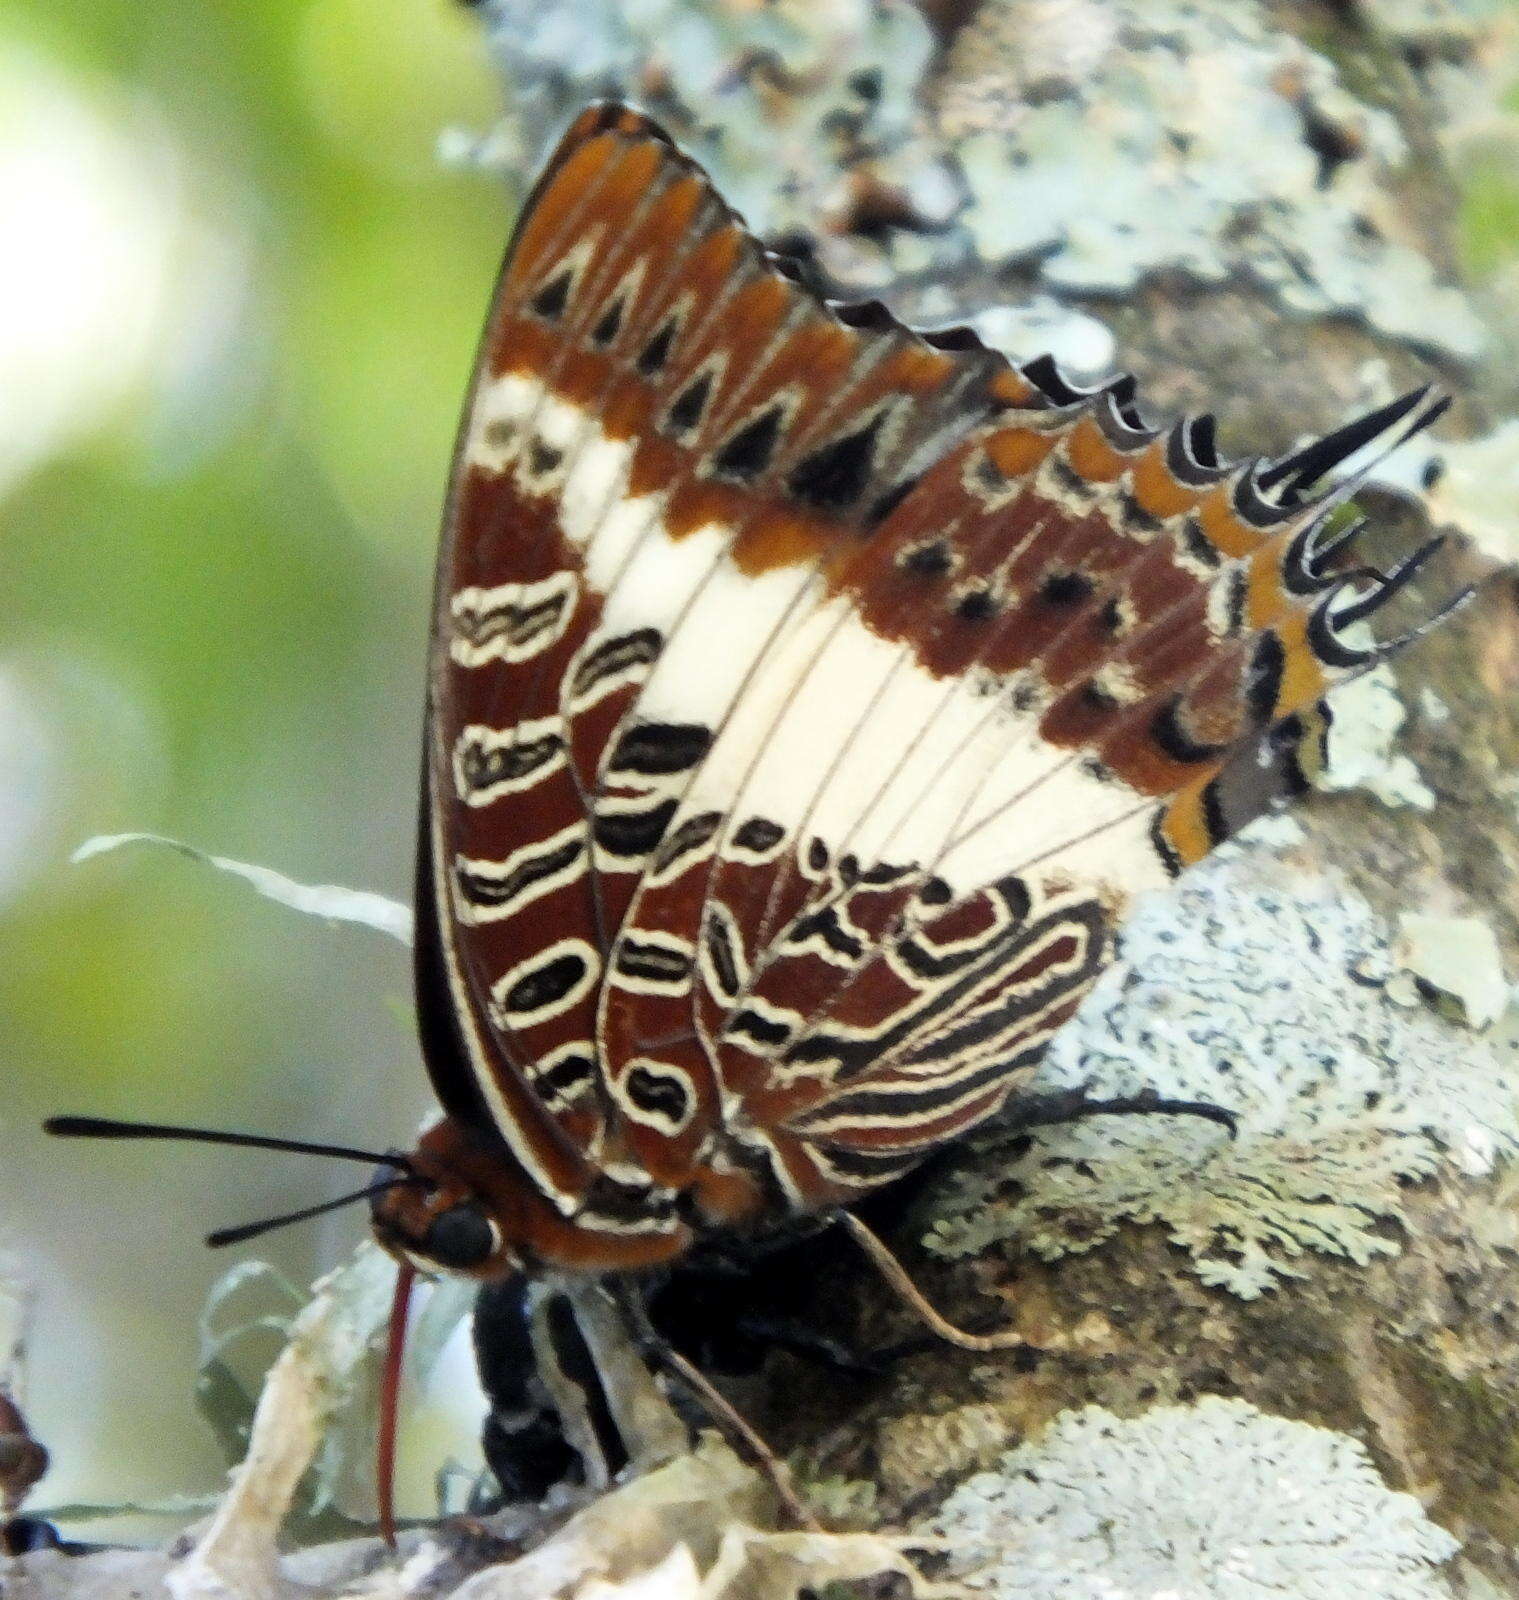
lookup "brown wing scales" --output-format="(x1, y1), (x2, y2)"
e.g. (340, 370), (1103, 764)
(424, 102), (1453, 1237)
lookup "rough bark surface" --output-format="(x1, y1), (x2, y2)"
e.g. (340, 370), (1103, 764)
(12, 2), (1519, 1596)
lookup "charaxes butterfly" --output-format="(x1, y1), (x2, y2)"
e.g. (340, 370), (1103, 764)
(369, 101), (1448, 1281)
(50, 102), (1455, 1532)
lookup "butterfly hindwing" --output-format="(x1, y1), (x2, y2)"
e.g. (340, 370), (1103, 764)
(425, 102), (1448, 1233)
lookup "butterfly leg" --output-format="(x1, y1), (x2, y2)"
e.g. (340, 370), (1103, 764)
(605, 1277), (820, 1531)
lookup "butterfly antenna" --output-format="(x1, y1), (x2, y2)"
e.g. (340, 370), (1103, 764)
(45, 1115), (416, 1173)
(204, 1176), (422, 1249)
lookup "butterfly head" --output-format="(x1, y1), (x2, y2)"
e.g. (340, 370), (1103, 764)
(367, 1120), (518, 1279)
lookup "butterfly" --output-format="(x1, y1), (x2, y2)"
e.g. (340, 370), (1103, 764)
(50, 100), (1454, 1534)
(366, 101), (1449, 1285)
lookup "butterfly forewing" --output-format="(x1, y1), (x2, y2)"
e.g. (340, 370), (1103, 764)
(425, 102), (1446, 1240)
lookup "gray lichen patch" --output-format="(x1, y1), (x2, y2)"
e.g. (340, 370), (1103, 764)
(1321, 665), (1438, 811)
(923, 837), (1519, 1297)
(468, 0), (952, 285)
(926, 1396), (1460, 1599)
(470, 0), (1488, 365)
(1419, 421), (1519, 566)
(938, 0), (1486, 361)
(1391, 913), (1510, 1028)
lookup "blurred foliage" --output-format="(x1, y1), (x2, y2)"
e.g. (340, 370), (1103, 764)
(0, 0), (507, 1526)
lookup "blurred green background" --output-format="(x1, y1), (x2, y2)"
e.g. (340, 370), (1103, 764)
(1, 0), (510, 1525)
(5, 0), (1519, 1541)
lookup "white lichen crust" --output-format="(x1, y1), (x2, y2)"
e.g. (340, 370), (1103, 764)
(469, 0), (946, 285)
(942, 0), (1487, 361)
(927, 1396), (1460, 1599)
(467, 0), (1489, 365)
(1321, 666), (1437, 812)
(924, 836), (1519, 1297)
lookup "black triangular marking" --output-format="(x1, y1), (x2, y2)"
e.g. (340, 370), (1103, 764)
(591, 297), (625, 346)
(712, 403), (785, 480)
(664, 372), (712, 439)
(637, 319), (677, 377)
(786, 412), (884, 512)
(530, 269), (573, 321)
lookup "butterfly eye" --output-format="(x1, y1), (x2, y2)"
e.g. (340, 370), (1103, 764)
(420, 1203), (499, 1269)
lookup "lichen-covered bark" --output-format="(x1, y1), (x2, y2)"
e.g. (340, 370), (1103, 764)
(14, 2), (1519, 1596)
(455, 3), (1519, 1595)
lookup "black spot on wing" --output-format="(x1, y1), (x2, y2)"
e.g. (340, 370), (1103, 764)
(1040, 570), (1094, 606)
(702, 915), (742, 1001)
(624, 1064), (691, 1128)
(787, 906), (865, 961)
(594, 798), (678, 858)
(614, 937), (693, 988)
(570, 629), (661, 700)
(732, 817), (784, 854)
(529, 269), (573, 321)
(457, 730), (563, 795)
(725, 1007), (794, 1050)
(527, 438), (564, 476)
(712, 404), (785, 481)
(637, 318), (677, 377)
(501, 951), (589, 1017)
(786, 413), (883, 512)
(664, 371), (712, 439)
(955, 588), (999, 622)
(454, 833), (583, 911)
(900, 540), (953, 577)
(608, 722), (711, 776)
